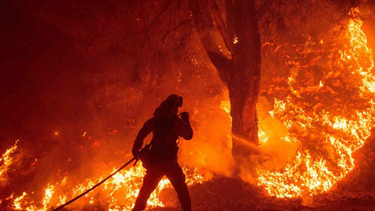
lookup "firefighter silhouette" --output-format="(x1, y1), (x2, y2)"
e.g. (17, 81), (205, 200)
(132, 94), (193, 211)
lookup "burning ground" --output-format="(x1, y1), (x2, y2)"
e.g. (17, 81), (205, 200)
(1, 1), (375, 211)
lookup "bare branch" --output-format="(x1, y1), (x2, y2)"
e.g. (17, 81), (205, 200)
(189, 0), (234, 85)
(209, 0), (235, 55)
(256, 0), (275, 19)
(163, 18), (194, 39)
(124, 0), (174, 41)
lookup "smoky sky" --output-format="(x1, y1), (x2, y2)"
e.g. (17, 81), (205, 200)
(1, 1), (86, 141)
(0, 1), (144, 145)
(0, 0), (222, 153)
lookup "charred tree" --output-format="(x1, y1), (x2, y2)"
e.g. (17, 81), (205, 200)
(189, 0), (261, 164)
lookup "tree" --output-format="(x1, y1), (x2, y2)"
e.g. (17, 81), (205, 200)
(188, 0), (359, 167)
(189, 0), (261, 166)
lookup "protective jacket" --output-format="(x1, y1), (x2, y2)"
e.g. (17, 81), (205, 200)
(132, 115), (193, 164)
(131, 115), (193, 211)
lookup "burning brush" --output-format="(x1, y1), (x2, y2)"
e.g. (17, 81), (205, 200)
(258, 7), (375, 198)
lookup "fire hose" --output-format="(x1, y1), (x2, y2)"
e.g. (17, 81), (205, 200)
(52, 157), (137, 211)
(52, 112), (187, 210)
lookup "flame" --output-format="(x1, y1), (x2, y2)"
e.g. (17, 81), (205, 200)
(258, 8), (375, 198)
(13, 192), (27, 210)
(0, 140), (19, 180)
(233, 35), (239, 44)
(42, 184), (55, 210)
(58, 195), (66, 206)
(258, 128), (270, 144)
(6, 148), (208, 211)
(220, 100), (231, 115)
(221, 100), (269, 143)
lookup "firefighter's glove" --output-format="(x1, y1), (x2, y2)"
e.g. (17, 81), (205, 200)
(180, 111), (189, 122)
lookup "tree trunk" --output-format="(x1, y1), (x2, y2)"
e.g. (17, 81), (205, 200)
(230, 0), (261, 163)
(189, 0), (261, 166)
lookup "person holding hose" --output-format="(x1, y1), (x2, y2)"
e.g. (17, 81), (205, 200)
(132, 94), (193, 211)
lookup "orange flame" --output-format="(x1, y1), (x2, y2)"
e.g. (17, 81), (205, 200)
(0, 140), (18, 180)
(258, 7), (375, 198)
(7, 150), (208, 210)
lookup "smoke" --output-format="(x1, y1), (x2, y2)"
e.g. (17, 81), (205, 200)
(236, 96), (299, 184)
(179, 90), (234, 176)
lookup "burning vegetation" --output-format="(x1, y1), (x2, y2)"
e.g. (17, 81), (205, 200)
(257, 8), (375, 198)
(1, 1), (375, 211)
(1, 138), (211, 210)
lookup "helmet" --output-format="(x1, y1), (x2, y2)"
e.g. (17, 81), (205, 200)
(153, 94), (183, 117)
(166, 94), (183, 107)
